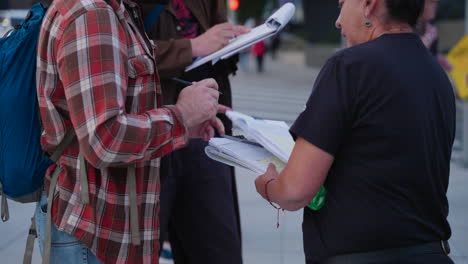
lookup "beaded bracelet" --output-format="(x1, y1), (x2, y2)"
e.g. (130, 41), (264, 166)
(265, 179), (284, 228)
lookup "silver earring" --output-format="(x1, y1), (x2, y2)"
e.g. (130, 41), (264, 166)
(364, 18), (372, 27)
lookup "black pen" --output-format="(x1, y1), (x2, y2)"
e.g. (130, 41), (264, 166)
(172, 77), (193, 86)
(171, 77), (223, 95)
(221, 135), (263, 147)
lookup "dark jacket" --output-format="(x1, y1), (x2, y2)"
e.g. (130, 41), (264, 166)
(140, 0), (238, 132)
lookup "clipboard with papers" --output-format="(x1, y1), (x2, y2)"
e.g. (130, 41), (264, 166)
(204, 111), (295, 174)
(185, 3), (296, 72)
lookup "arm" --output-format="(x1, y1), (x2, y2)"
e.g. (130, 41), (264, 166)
(155, 23), (249, 79)
(57, 8), (189, 169)
(155, 38), (194, 79)
(255, 138), (334, 211)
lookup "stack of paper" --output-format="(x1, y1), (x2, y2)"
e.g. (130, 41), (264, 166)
(204, 111), (295, 174)
(185, 3), (296, 72)
(205, 138), (285, 174)
(225, 111), (294, 163)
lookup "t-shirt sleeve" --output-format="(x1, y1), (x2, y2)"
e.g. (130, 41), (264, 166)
(290, 54), (354, 156)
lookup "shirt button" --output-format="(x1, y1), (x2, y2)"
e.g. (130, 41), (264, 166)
(176, 26), (182, 31)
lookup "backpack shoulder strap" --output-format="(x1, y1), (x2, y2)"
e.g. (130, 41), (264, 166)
(23, 215), (37, 264)
(0, 183), (9, 222)
(144, 5), (165, 33)
(49, 130), (76, 163)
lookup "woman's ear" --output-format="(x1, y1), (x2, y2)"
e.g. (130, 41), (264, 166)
(364, 0), (379, 18)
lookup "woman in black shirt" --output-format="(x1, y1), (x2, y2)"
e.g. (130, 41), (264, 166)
(255, 0), (456, 263)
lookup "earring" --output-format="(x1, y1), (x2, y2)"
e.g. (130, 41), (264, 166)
(364, 18), (372, 28)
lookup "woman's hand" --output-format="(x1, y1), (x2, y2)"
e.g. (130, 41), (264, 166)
(255, 163), (279, 200)
(254, 138), (334, 211)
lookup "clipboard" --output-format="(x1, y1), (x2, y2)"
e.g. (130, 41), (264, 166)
(185, 3), (296, 72)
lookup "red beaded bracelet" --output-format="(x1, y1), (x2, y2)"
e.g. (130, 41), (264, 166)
(265, 179), (284, 228)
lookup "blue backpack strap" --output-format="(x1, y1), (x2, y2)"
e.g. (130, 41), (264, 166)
(144, 5), (165, 33)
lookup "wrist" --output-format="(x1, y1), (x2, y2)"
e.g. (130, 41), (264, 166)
(264, 178), (284, 228)
(175, 103), (194, 128)
(265, 179), (279, 208)
(190, 38), (202, 58)
(164, 105), (190, 145)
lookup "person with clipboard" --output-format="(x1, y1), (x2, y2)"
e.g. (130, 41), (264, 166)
(138, 1), (249, 263)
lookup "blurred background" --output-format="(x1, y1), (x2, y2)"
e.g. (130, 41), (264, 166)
(0, 0), (467, 263)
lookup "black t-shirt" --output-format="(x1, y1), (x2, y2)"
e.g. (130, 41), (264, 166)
(290, 33), (455, 263)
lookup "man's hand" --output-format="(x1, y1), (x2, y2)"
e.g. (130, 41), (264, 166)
(189, 117), (225, 140)
(191, 22), (251, 57)
(176, 78), (220, 128)
(188, 104), (230, 140)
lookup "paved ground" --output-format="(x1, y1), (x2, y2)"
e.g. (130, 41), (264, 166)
(0, 53), (467, 264)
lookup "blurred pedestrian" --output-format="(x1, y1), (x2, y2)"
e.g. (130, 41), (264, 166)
(417, 0), (453, 70)
(140, 0), (249, 263)
(255, 0), (455, 263)
(239, 18), (256, 71)
(270, 34), (281, 60)
(35, 0), (224, 263)
(252, 40), (266, 73)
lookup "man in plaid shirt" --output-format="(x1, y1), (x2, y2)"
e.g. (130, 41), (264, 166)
(35, 0), (225, 263)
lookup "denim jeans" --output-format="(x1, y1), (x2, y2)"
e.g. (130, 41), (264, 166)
(35, 192), (103, 264)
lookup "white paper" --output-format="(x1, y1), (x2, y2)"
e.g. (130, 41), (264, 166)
(225, 111), (295, 163)
(205, 138), (286, 174)
(185, 3), (296, 72)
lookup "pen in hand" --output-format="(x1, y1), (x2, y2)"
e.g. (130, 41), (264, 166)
(172, 77), (223, 95)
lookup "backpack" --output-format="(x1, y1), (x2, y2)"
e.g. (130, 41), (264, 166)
(0, 2), (139, 263)
(0, 1), (72, 222)
(0, 3), (51, 223)
(0, 3), (75, 263)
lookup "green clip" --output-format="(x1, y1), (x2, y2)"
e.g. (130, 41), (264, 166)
(307, 186), (327, 211)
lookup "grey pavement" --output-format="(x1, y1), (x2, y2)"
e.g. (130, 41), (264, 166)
(0, 52), (467, 264)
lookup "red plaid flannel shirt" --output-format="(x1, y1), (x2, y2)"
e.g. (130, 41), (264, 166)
(37, 0), (188, 263)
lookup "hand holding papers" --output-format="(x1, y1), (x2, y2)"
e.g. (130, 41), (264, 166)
(225, 111), (294, 163)
(205, 111), (327, 211)
(205, 110), (294, 174)
(185, 3), (296, 72)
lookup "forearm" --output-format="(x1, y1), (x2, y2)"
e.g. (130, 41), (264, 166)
(259, 138), (333, 211)
(155, 39), (193, 78)
(266, 170), (319, 211)
(56, 8), (189, 168)
(76, 106), (188, 168)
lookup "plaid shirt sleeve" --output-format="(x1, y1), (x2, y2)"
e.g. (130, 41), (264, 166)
(55, 7), (188, 168)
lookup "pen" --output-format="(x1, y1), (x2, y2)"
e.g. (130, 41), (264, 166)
(221, 135), (263, 147)
(172, 77), (193, 86)
(171, 77), (223, 95)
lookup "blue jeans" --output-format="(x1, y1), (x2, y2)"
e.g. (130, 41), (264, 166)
(35, 193), (103, 264)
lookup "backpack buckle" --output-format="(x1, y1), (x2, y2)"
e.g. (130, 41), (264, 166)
(441, 240), (450, 255)
(1, 188), (10, 222)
